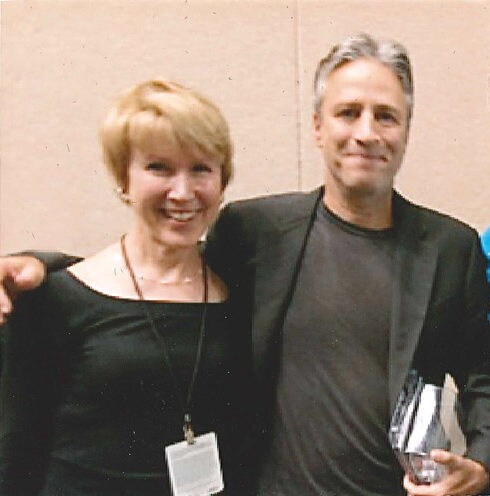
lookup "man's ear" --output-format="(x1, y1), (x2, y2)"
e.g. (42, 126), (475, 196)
(404, 125), (410, 147)
(312, 112), (323, 148)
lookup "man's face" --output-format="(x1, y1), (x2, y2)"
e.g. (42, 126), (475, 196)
(313, 57), (409, 201)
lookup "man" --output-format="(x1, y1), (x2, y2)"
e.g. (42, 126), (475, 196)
(1, 34), (489, 496)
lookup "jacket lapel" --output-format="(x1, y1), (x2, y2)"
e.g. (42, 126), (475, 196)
(388, 194), (438, 413)
(252, 188), (322, 379)
(249, 189), (439, 410)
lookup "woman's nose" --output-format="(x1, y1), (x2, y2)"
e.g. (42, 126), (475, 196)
(167, 173), (194, 201)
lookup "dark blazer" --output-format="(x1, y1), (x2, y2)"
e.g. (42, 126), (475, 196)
(22, 188), (490, 474)
(205, 187), (490, 471)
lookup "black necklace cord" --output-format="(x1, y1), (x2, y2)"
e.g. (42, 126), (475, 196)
(120, 234), (208, 444)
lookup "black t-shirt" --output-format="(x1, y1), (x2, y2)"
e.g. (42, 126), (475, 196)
(258, 204), (405, 496)
(0, 270), (255, 495)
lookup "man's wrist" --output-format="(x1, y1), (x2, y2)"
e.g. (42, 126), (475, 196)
(17, 251), (82, 273)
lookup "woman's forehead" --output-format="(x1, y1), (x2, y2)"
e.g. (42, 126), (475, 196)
(131, 131), (219, 164)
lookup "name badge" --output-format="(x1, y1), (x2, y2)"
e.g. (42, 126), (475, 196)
(165, 432), (224, 496)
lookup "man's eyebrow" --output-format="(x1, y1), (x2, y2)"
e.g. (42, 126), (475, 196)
(375, 104), (403, 115)
(375, 104), (398, 110)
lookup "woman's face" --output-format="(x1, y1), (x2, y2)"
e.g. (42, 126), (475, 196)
(125, 135), (223, 250)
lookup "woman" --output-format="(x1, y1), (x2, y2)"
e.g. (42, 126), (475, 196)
(0, 80), (255, 495)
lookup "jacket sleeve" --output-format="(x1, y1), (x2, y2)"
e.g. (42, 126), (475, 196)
(19, 251), (83, 273)
(0, 287), (61, 495)
(205, 203), (254, 293)
(454, 233), (490, 472)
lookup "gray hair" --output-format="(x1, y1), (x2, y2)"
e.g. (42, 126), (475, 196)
(313, 33), (413, 122)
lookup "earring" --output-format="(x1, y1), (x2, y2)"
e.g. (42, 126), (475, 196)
(116, 186), (131, 204)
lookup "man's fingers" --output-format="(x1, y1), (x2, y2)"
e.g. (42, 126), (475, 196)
(0, 282), (14, 325)
(14, 261), (46, 290)
(0, 256), (46, 326)
(0, 274), (22, 326)
(406, 452), (490, 496)
(403, 473), (435, 496)
(430, 449), (455, 466)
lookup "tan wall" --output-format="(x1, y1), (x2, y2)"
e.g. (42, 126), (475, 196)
(1, 0), (489, 256)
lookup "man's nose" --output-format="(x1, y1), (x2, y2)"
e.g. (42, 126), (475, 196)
(353, 112), (380, 143)
(168, 173), (194, 200)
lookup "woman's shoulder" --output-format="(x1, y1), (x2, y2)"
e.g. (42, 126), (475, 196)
(19, 269), (101, 321)
(67, 243), (120, 280)
(7, 271), (75, 340)
(26, 245), (127, 316)
(65, 243), (133, 299)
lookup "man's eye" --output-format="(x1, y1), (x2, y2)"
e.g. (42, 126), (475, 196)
(337, 108), (358, 119)
(377, 112), (397, 124)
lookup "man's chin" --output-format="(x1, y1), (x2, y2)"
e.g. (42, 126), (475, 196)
(346, 180), (392, 196)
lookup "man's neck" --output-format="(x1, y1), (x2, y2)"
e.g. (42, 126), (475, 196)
(323, 189), (393, 230)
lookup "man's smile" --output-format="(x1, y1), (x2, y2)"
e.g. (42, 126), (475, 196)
(344, 151), (387, 161)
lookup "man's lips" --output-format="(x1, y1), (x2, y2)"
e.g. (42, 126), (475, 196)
(344, 152), (386, 161)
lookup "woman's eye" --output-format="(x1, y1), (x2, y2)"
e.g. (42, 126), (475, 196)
(192, 163), (212, 173)
(146, 162), (170, 172)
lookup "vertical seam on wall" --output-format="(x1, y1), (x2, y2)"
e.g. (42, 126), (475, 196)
(293, 0), (303, 190)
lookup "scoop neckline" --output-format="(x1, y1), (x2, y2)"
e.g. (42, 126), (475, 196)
(61, 269), (228, 305)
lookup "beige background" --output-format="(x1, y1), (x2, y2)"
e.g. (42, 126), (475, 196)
(1, 0), (489, 256)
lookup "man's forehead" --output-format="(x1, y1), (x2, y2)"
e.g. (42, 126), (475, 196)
(330, 56), (397, 76)
(323, 58), (406, 107)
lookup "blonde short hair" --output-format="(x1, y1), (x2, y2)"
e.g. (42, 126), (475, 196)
(99, 79), (233, 189)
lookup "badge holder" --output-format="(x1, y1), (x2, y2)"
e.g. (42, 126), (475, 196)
(122, 237), (223, 495)
(166, 431), (224, 496)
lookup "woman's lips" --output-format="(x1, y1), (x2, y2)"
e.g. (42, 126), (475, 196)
(161, 208), (202, 222)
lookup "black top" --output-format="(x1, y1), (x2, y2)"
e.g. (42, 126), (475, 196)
(0, 270), (255, 496)
(258, 204), (404, 495)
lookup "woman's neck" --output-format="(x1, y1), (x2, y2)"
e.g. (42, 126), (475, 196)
(123, 229), (202, 285)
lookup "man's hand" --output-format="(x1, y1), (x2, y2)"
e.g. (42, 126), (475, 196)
(404, 449), (490, 496)
(0, 256), (46, 325)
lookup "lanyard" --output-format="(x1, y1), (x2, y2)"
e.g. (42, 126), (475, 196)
(274, 189), (323, 336)
(120, 234), (208, 445)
